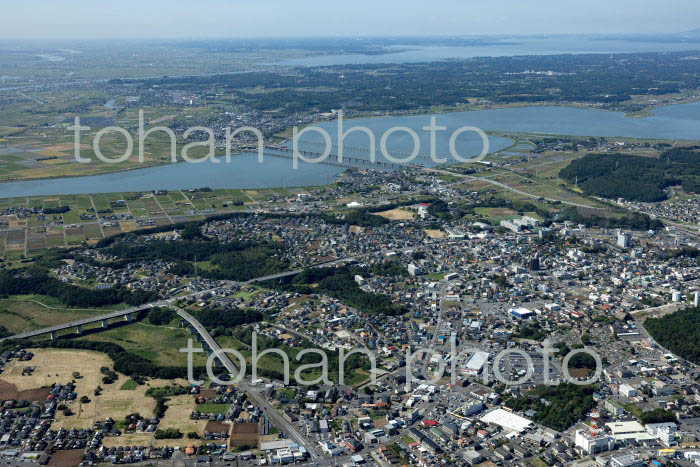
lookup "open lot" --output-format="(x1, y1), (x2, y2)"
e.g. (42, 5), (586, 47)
(373, 208), (416, 220)
(1, 349), (154, 429)
(0, 348), (211, 445)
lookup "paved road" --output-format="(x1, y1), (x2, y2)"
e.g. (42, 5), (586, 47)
(244, 256), (359, 284)
(3, 300), (322, 458)
(0, 304), (152, 342)
(425, 167), (594, 208)
(173, 306), (322, 459)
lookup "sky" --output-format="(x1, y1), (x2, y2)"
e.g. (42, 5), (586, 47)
(3, 0), (699, 39)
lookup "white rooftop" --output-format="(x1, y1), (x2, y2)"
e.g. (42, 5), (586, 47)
(480, 408), (532, 433)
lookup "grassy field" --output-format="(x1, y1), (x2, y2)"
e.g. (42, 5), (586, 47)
(0, 349), (157, 429)
(77, 317), (211, 368)
(102, 393), (210, 448)
(120, 380), (139, 390)
(423, 229), (446, 239)
(0, 348), (213, 446)
(196, 403), (231, 414)
(474, 207), (518, 223)
(0, 295), (127, 334)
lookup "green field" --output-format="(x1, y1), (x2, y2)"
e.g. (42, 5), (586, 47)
(77, 317), (210, 367)
(0, 295), (126, 335)
(120, 380), (140, 391)
(195, 403), (230, 414)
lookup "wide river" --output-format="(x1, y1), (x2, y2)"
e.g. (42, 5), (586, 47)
(2, 102), (700, 198)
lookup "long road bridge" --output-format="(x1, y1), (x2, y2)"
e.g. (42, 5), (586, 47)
(262, 146), (420, 170)
(298, 138), (439, 163)
(0, 304), (153, 342)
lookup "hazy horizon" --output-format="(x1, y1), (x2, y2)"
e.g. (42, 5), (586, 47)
(4, 0), (700, 40)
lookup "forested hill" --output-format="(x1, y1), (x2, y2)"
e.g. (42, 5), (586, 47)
(559, 148), (700, 202)
(644, 307), (700, 364)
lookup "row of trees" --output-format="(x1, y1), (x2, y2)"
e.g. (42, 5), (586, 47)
(43, 206), (70, 215)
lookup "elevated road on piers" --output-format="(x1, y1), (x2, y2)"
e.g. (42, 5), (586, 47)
(0, 305), (153, 342)
(173, 307), (321, 458)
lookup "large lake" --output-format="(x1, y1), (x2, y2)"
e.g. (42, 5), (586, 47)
(3, 102), (700, 198)
(276, 36), (700, 67)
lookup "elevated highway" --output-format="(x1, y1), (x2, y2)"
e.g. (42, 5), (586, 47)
(0, 305), (152, 342)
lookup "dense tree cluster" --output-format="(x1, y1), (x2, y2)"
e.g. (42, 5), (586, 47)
(644, 307), (700, 364)
(560, 150), (700, 202)
(147, 308), (177, 326)
(103, 238), (288, 281)
(513, 324), (548, 342)
(504, 383), (596, 431)
(427, 200), (450, 219)
(191, 307), (263, 336)
(639, 408), (677, 424)
(320, 209), (389, 228)
(279, 265), (406, 316)
(154, 428), (182, 439)
(0, 270), (157, 307)
(661, 246), (700, 260)
(558, 207), (663, 230)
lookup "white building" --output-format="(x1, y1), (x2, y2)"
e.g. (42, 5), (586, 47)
(606, 421), (655, 441)
(464, 400), (484, 416)
(480, 408), (532, 433)
(619, 383), (636, 397)
(646, 422), (677, 446)
(510, 307), (535, 319)
(500, 220), (522, 233)
(408, 263), (422, 276)
(617, 231), (632, 249)
(574, 430), (614, 454)
(610, 454), (644, 467)
(464, 351), (489, 375)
